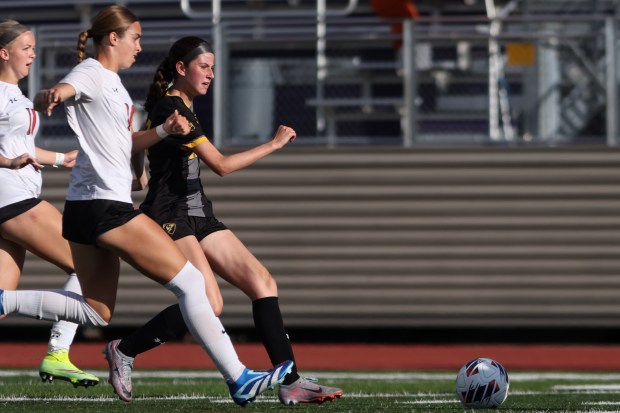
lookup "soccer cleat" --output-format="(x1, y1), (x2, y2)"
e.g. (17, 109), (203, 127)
(278, 377), (344, 405)
(39, 349), (100, 387)
(228, 360), (294, 406)
(103, 339), (134, 402)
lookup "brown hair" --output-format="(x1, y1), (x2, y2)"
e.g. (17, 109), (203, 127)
(0, 20), (29, 49)
(143, 36), (213, 113)
(76, 4), (138, 63)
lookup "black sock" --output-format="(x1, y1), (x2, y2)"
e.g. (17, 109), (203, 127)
(118, 304), (188, 358)
(252, 296), (299, 385)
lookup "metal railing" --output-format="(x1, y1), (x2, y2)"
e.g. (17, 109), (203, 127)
(17, 10), (620, 148)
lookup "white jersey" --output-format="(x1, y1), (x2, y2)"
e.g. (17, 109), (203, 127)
(0, 81), (41, 209)
(61, 58), (135, 203)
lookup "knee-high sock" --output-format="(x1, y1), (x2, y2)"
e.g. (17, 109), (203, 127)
(253, 296), (299, 384)
(1, 289), (107, 327)
(118, 304), (187, 358)
(165, 261), (245, 383)
(48, 273), (81, 352)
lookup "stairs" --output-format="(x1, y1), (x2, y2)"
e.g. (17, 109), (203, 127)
(11, 146), (620, 329)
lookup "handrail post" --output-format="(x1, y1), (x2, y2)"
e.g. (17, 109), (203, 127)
(403, 19), (417, 147)
(317, 0), (330, 145)
(27, 26), (40, 102)
(606, 17), (618, 146)
(213, 0), (226, 147)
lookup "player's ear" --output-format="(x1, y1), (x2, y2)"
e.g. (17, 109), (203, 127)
(107, 31), (119, 46)
(175, 61), (186, 77)
(0, 48), (9, 61)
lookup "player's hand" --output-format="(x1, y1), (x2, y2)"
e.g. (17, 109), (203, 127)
(8, 153), (42, 171)
(61, 150), (78, 168)
(33, 88), (62, 116)
(164, 110), (191, 136)
(271, 125), (296, 149)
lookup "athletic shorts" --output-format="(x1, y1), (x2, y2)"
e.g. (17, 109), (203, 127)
(0, 198), (41, 225)
(63, 199), (142, 246)
(144, 208), (227, 242)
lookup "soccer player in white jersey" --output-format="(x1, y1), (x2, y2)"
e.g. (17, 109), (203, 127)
(0, 5), (292, 406)
(0, 19), (98, 387)
(103, 35), (343, 405)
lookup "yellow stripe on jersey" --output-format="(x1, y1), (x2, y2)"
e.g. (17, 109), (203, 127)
(183, 135), (208, 150)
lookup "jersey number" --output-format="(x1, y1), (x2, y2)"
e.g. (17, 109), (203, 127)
(125, 104), (135, 131)
(26, 108), (37, 136)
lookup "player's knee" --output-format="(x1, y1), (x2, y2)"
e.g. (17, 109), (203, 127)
(263, 272), (278, 294)
(253, 269), (278, 297)
(84, 302), (111, 327)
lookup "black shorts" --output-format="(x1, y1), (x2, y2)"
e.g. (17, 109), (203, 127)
(0, 198), (42, 225)
(144, 208), (227, 242)
(63, 199), (142, 246)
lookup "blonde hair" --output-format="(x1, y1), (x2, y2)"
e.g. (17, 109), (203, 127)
(76, 4), (138, 63)
(0, 20), (29, 49)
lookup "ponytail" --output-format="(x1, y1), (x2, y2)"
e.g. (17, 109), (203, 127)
(144, 57), (174, 113)
(76, 30), (90, 63)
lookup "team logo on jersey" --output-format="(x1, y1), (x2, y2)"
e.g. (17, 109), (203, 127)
(9, 98), (17, 103)
(188, 121), (196, 132)
(163, 223), (176, 234)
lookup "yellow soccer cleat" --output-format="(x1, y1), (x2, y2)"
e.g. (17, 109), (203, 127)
(39, 349), (100, 387)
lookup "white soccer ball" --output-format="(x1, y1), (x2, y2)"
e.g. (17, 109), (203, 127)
(455, 357), (510, 409)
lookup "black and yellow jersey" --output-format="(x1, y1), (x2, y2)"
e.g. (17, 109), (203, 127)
(140, 94), (214, 219)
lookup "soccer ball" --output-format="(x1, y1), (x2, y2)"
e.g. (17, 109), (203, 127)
(456, 358), (509, 409)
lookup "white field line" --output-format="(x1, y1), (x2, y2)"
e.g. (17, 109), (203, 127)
(4, 370), (620, 381)
(556, 385), (620, 391)
(4, 369), (620, 409)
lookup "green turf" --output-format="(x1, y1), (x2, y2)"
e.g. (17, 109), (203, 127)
(2, 370), (620, 412)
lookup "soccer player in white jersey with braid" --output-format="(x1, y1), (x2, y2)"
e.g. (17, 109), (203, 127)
(0, 5), (292, 406)
(0, 19), (99, 387)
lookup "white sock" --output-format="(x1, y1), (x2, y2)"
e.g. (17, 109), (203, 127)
(48, 273), (81, 352)
(165, 261), (245, 383)
(2, 289), (107, 327)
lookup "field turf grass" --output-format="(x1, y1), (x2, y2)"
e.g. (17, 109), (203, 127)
(2, 370), (620, 412)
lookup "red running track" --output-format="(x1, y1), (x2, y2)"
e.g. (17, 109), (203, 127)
(1, 343), (620, 371)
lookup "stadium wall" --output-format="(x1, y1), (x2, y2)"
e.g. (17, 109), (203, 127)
(8, 146), (620, 340)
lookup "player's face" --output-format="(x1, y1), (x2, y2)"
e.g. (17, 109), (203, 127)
(185, 52), (215, 97)
(117, 21), (142, 70)
(2, 31), (36, 81)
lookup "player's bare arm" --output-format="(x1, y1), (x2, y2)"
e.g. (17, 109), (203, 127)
(0, 153), (42, 170)
(33, 83), (76, 115)
(35, 148), (78, 168)
(132, 109), (191, 153)
(195, 124), (296, 177)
